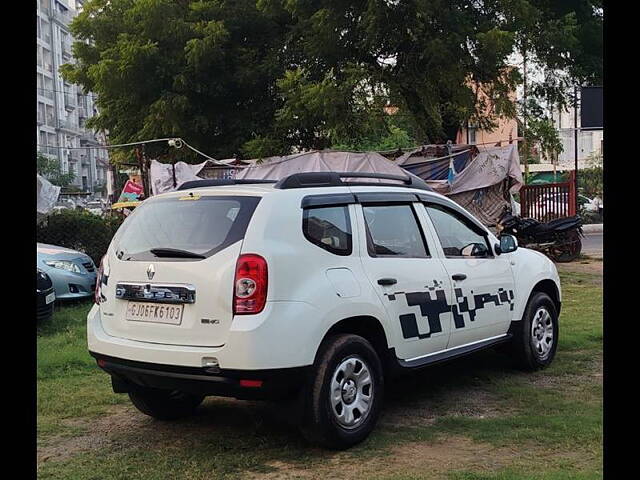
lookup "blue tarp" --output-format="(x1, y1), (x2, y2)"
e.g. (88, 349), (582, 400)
(399, 150), (472, 181)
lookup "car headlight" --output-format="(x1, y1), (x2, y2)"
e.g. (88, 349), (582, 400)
(45, 260), (82, 274)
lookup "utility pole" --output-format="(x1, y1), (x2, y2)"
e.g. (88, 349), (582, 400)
(573, 85), (579, 214)
(522, 47), (529, 183)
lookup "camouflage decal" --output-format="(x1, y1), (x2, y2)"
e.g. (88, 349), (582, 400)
(385, 282), (515, 340)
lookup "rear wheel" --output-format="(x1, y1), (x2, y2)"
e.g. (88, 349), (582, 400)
(128, 387), (204, 420)
(300, 334), (384, 449)
(548, 230), (582, 262)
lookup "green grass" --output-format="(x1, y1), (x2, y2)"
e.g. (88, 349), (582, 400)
(37, 268), (603, 479)
(37, 301), (127, 444)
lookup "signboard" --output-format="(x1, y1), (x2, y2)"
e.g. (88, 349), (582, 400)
(117, 179), (143, 203)
(580, 86), (603, 130)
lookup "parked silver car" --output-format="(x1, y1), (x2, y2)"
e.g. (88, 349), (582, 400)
(37, 243), (97, 300)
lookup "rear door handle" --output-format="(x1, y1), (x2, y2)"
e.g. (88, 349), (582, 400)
(451, 274), (467, 281)
(377, 278), (397, 286)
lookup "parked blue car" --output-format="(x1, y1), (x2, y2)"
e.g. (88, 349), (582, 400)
(37, 243), (97, 301)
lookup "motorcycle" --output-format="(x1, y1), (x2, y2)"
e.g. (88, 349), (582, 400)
(496, 207), (583, 263)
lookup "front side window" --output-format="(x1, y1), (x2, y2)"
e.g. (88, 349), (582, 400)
(425, 204), (491, 258)
(303, 206), (352, 256)
(362, 204), (429, 258)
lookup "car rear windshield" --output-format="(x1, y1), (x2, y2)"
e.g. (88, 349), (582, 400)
(113, 195), (261, 261)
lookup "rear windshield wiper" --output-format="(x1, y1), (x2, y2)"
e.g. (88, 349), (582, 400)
(149, 248), (206, 259)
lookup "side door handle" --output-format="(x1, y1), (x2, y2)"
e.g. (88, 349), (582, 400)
(451, 274), (467, 281)
(377, 278), (397, 286)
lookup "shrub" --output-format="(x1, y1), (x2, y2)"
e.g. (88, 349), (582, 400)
(36, 210), (123, 265)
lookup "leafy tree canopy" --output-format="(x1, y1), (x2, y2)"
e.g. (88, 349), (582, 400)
(63, 0), (602, 161)
(37, 153), (75, 187)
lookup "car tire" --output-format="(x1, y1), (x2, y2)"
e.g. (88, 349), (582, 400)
(508, 292), (559, 371)
(128, 387), (204, 420)
(299, 334), (384, 450)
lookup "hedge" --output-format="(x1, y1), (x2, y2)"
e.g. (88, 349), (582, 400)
(36, 210), (124, 265)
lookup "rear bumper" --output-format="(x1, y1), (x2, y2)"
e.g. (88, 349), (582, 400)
(87, 301), (323, 370)
(36, 287), (55, 321)
(90, 352), (310, 400)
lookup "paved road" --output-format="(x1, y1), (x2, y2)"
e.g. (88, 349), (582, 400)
(582, 232), (603, 257)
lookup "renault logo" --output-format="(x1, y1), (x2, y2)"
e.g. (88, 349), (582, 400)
(146, 264), (155, 280)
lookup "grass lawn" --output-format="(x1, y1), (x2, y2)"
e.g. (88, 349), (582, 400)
(37, 263), (602, 479)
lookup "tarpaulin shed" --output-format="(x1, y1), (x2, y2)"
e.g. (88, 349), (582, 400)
(396, 144), (474, 181)
(397, 144), (523, 226)
(37, 174), (61, 223)
(235, 150), (412, 183)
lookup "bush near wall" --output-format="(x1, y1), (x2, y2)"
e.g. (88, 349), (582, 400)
(36, 210), (123, 265)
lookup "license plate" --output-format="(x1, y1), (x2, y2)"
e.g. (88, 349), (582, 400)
(45, 292), (55, 304)
(126, 302), (184, 325)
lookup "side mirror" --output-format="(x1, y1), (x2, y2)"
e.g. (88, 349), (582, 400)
(497, 234), (518, 254)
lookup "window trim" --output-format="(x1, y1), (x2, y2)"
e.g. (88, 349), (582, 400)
(302, 205), (353, 256)
(361, 202), (431, 259)
(424, 202), (494, 259)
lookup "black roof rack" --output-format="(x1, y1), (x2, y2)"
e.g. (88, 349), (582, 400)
(176, 179), (277, 191)
(273, 171), (432, 191)
(176, 172), (432, 192)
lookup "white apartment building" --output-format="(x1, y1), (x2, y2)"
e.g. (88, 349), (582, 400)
(37, 0), (109, 196)
(551, 99), (604, 166)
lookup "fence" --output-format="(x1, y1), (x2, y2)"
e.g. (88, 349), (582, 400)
(520, 170), (576, 221)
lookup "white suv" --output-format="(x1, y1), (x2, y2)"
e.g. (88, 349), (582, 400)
(88, 172), (561, 449)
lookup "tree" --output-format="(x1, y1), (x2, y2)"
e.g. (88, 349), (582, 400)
(63, 0), (602, 159)
(37, 153), (75, 187)
(62, 0), (291, 163)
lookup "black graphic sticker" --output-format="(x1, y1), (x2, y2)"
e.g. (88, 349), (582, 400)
(385, 281), (514, 340)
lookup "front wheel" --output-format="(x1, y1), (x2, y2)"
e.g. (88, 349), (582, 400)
(128, 387), (204, 420)
(299, 334), (384, 449)
(508, 292), (559, 371)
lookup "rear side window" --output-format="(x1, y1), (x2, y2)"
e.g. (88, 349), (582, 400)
(303, 206), (352, 256)
(114, 195), (260, 261)
(362, 204), (429, 258)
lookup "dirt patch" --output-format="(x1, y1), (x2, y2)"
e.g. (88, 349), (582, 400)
(556, 258), (603, 276)
(381, 384), (513, 429)
(37, 398), (291, 467)
(249, 435), (592, 480)
(37, 405), (143, 465)
(248, 436), (512, 480)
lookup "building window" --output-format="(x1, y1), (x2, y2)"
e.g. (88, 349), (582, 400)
(38, 102), (46, 124)
(467, 121), (478, 144)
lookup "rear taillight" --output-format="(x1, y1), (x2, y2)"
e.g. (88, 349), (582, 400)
(94, 256), (105, 304)
(233, 254), (268, 315)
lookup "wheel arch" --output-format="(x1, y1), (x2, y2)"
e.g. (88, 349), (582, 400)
(317, 315), (392, 370)
(530, 279), (561, 315)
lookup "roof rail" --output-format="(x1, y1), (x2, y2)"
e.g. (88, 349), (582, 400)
(176, 179), (277, 191)
(273, 171), (432, 191)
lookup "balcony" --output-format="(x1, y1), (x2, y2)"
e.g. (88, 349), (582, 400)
(57, 119), (79, 132)
(80, 131), (97, 142)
